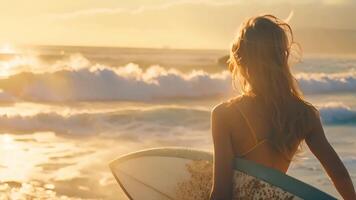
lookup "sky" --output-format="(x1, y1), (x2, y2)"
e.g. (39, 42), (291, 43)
(0, 0), (355, 50)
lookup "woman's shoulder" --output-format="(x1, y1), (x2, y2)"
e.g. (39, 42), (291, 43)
(211, 101), (231, 118)
(292, 99), (321, 135)
(291, 99), (322, 139)
(294, 98), (319, 117)
(211, 96), (247, 134)
(212, 95), (245, 111)
(211, 95), (247, 121)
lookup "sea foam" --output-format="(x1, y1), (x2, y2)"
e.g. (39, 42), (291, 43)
(0, 54), (355, 101)
(0, 103), (354, 136)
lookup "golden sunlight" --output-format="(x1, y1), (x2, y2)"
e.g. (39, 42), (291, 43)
(0, 43), (16, 54)
(0, 62), (12, 77)
(0, 43), (17, 76)
(1, 134), (15, 150)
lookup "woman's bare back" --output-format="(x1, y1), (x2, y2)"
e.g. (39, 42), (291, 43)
(223, 95), (307, 172)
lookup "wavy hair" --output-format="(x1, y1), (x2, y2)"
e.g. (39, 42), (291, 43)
(229, 14), (312, 156)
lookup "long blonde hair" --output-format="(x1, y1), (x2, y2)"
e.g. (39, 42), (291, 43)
(229, 14), (312, 155)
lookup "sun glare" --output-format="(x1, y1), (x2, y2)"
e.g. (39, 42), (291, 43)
(0, 43), (16, 54)
(2, 134), (13, 143)
(1, 134), (15, 150)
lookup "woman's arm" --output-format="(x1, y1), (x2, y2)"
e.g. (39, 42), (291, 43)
(305, 110), (356, 200)
(209, 104), (234, 200)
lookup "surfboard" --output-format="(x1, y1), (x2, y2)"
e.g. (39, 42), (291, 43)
(109, 147), (336, 200)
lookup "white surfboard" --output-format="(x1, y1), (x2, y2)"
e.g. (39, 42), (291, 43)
(109, 147), (336, 200)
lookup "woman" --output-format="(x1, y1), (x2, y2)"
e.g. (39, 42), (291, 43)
(209, 15), (355, 200)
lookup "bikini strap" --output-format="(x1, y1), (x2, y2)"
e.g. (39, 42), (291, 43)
(238, 139), (293, 161)
(235, 105), (293, 161)
(235, 106), (258, 144)
(239, 139), (268, 156)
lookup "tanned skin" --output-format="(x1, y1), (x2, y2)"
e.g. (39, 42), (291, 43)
(209, 96), (356, 200)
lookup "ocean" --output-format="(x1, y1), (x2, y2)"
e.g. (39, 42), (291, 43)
(0, 46), (355, 199)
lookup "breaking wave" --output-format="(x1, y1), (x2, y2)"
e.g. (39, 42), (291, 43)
(318, 103), (356, 125)
(0, 103), (354, 136)
(0, 54), (355, 102)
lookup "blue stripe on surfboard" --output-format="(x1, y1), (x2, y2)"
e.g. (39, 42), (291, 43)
(234, 158), (337, 200)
